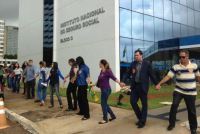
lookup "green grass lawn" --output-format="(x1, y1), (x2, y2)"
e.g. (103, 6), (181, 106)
(21, 84), (200, 110)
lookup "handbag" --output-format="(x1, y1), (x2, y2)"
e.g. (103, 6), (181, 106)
(96, 80), (100, 88)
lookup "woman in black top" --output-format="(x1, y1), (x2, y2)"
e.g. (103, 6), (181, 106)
(64, 58), (78, 111)
(46, 62), (65, 108)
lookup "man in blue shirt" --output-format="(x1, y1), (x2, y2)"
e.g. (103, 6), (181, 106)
(22, 60), (37, 99)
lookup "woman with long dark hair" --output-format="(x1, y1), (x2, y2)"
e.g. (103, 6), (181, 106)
(93, 59), (120, 124)
(64, 58), (78, 111)
(46, 62), (64, 108)
(12, 62), (23, 93)
(22, 61), (28, 97)
(74, 56), (90, 120)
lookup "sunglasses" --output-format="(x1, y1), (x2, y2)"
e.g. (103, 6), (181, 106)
(179, 56), (186, 59)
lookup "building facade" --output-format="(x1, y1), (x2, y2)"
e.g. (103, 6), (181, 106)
(0, 20), (5, 59)
(4, 26), (18, 55)
(18, 0), (200, 92)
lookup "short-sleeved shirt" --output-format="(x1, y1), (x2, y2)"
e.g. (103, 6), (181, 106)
(70, 65), (77, 80)
(167, 60), (200, 95)
(14, 68), (23, 75)
(77, 65), (90, 86)
(0, 69), (5, 75)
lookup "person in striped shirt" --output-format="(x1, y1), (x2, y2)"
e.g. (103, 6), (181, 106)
(156, 50), (200, 134)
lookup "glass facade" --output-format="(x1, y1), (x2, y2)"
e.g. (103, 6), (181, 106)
(43, 0), (54, 67)
(120, 0), (200, 82)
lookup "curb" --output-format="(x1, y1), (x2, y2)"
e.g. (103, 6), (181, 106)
(5, 108), (44, 134)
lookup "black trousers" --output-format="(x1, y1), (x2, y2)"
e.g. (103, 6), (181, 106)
(77, 85), (90, 118)
(169, 91), (197, 131)
(130, 83), (148, 123)
(66, 82), (77, 109)
(26, 79), (35, 98)
(0, 75), (3, 84)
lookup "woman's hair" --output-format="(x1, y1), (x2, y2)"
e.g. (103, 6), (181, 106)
(100, 59), (112, 71)
(22, 61), (28, 70)
(76, 56), (85, 67)
(14, 62), (20, 70)
(43, 61), (46, 68)
(52, 62), (58, 71)
(68, 58), (76, 66)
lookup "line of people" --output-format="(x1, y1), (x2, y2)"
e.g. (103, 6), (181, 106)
(5, 49), (198, 134)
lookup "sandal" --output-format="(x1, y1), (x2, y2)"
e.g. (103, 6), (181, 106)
(39, 101), (44, 106)
(60, 105), (63, 108)
(99, 120), (108, 124)
(109, 117), (116, 121)
(48, 105), (54, 108)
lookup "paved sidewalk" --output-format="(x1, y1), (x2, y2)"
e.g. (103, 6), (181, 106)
(3, 88), (192, 134)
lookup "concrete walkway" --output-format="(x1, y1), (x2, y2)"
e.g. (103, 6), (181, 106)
(3, 88), (192, 134)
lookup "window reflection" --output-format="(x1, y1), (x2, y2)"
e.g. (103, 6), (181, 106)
(173, 22), (180, 37)
(154, 0), (163, 18)
(120, 37), (132, 63)
(195, 11), (200, 29)
(143, 41), (155, 60)
(196, 29), (200, 35)
(189, 27), (195, 36)
(172, 0), (180, 3)
(188, 8), (195, 27)
(181, 25), (188, 37)
(144, 15), (154, 41)
(194, 0), (200, 11)
(164, 20), (173, 40)
(132, 12), (143, 40)
(132, 0), (143, 13)
(120, 0), (131, 10)
(187, 0), (194, 8)
(143, 0), (153, 16)
(180, 0), (187, 6)
(164, 0), (172, 21)
(155, 18), (164, 42)
(172, 2), (180, 23)
(180, 5), (187, 25)
(120, 8), (131, 38)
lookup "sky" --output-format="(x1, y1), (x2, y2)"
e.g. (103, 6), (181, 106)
(0, 0), (19, 27)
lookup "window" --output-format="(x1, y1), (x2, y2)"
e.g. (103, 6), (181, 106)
(188, 8), (195, 27)
(154, 18), (164, 42)
(172, 2), (180, 23)
(164, 20), (173, 39)
(143, 0), (153, 16)
(173, 22), (180, 37)
(187, 0), (194, 8)
(189, 27), (195, 36)
(132, 0), (143, 13)
(120, 37), (132, 63)
(164, 0), (172, 21)
(132, 12), (143, 40)
(120, 8), (131, 38)
(154, 0), (163, 18)
(181, 25), (188, 37)
(195, 11), (200, 29)
(180, 5), (187, 25)
(144, 15), (154, 41)
(120, 0), (131, 10)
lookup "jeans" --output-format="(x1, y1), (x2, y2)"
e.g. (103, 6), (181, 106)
(13, 75), (21, 93)
(66, 82), (77, 109)
(169, 91), (197, 131)
(49, 84), (62, 106)
(101, 88), (116, 121)
(7, 77), (12, 89)
(37, 79), (47, 102)
(27, 79), (36, 98)
(77, 85), (90, 118)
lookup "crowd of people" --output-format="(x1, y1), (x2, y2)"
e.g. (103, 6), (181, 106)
(1, 49), (199, 134)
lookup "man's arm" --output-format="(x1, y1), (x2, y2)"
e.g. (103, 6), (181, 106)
(148, 63), (158, 85)
(156, 76), (171, 90)
(120, 63), (133, 87)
